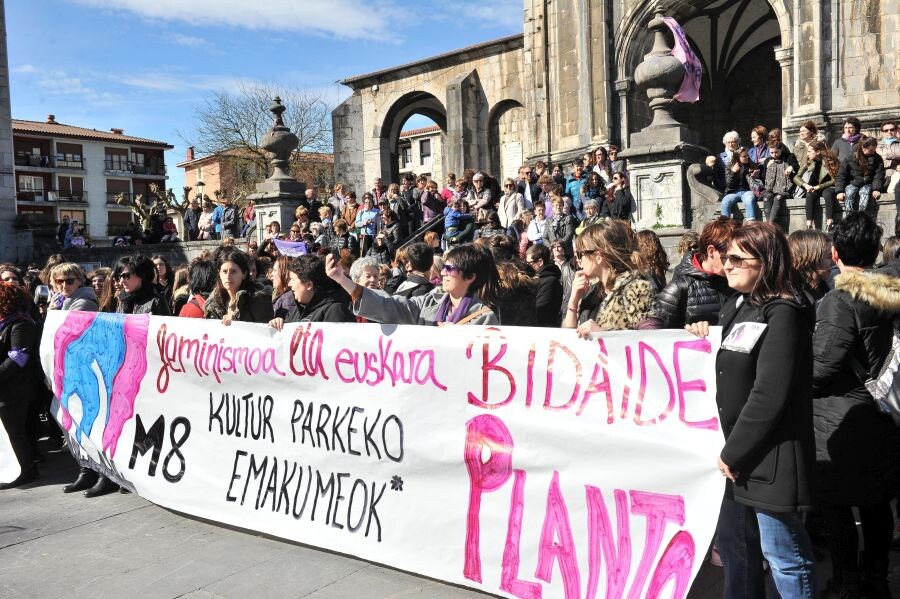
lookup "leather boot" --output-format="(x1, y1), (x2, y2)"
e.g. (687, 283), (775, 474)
(83, 475), (119, 498)
(63, 467), (98, 493)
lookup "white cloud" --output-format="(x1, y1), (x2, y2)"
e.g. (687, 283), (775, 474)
(70, 0), (394, 40)
(167, 33), (208, 47)
(12, 64), (37, 74)
(120, 73), (240, 92)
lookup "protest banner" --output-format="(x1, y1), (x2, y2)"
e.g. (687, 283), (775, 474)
(0, 417), (20, 484)
(40, 311), (724, 598)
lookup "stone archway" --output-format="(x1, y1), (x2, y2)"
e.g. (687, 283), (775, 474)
(487, 99), (525, 181)
(617, 0), (789, 152)
(379, 91), (447, 185)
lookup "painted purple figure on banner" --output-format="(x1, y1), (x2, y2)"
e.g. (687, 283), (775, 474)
(273, 239), (309, 257)
(662, 17), (702, 103)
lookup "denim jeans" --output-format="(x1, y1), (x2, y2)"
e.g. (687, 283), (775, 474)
(716, 497), (816, 599)
(844, 183), (872, 212)
(721, 190), (760, 219)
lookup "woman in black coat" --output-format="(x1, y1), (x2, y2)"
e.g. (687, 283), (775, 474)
(688, 222), (816, 598)
(811, 212), (900, 598)
(114, 255), (171, 317)
(0, 282), (39, 489)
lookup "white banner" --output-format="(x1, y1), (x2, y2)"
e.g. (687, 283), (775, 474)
(0, 416), (21, 484)
(40, 311), (724, 598)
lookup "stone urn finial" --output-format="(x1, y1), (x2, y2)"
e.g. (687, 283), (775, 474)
(633, 10), (684, 129)
(259, 97), (299, 182)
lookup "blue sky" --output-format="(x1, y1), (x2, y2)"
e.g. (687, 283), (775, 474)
(7, 0), (521, 190)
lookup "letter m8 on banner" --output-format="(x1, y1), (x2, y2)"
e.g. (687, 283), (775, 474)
(662, 17), (703, 103)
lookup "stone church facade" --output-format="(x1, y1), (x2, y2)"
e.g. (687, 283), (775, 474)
(333, 0), (898, 219)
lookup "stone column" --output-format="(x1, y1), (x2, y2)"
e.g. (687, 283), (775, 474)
(774, 46), (794, 128)
(445, 70), (486, 175)
(0, 0), (18, 262)
(614, 78), (632, 148)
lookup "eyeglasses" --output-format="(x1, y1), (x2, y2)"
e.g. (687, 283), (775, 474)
(441, 264), (461, 275)
(724, 254), (760, 268)
(54, 277), (77, 286)
(575, 249), (598, 260)
(113, 271), (134, 281)
(883, 127), (896, 133)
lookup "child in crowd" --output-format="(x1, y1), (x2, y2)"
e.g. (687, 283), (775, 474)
(443, 200), (474, 246)
(762, 144), (793, 228)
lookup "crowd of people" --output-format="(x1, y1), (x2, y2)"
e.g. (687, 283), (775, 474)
(702, 118), (899, 233)
(2, 128), (900, 598)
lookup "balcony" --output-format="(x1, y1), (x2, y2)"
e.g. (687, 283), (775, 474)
(107, 191), (133, 205)
(55, 191), (88, 204)
(16, 189), (49, 202)
(15, 154), (53, 169)
(104, 159), (166, 176)
(56, 155), (85, 169)
(131, 163), (166, 176)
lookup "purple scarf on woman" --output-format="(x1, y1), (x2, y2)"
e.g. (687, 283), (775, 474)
(842, 132), (861, 144)
(433, 294), (474, 324)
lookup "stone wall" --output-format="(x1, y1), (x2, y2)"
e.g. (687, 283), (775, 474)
(57, 239), (235, 270)
(0, 0), (16, 263)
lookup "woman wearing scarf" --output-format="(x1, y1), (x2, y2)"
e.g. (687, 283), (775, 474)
(326, 243), (499, 326)
(831, 117), (862, 163)
(0, 282), (40, 489)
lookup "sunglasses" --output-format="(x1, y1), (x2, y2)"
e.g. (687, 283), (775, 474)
(54, 277), (77, 286)
(724, 254), (760, 268)
(113, 271), (134, 281)
(575, 249), (598, 260)
(441, 264), (461, 275)
(883, 127), (896, 133)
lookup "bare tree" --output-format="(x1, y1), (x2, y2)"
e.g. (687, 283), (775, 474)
(115, 183), (191, 231)
(180, 81), (334, 199)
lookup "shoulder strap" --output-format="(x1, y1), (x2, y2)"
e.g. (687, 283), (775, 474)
(454, 306), (493, 326)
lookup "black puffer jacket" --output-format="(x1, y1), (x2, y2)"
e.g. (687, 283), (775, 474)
(653, 254), (735, 328)
(285, 287), (354, 323)
(835, 153), (886, 193)
(812, 270), (900, 505)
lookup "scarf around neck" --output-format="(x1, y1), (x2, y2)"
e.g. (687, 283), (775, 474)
(842, 132), (861, 144)
(434, 293), (474, 325)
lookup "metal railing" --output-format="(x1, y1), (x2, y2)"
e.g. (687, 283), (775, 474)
(57, 191), (88, 203)
(107, 191), (132, 204)
(104, 159), (166, 176)
(14, 154), (53, 168)
(55, 155), (85, 169)
(394, 214), (445, 254)
(16, 189), (50, 202)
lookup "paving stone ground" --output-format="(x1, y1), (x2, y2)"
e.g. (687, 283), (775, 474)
(1, 441), (898, 598)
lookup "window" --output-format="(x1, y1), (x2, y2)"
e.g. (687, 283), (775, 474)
(18, 175), (44, 201)
(419, 139), (431, 166)
(400, 146), (412, 168)
(58, 176), (85, 201)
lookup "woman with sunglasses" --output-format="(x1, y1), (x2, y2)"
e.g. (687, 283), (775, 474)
(563, 220), (655, 335)
(687, 222), (816, 597)
(498, 177), (529, 229)
(114, 255), (170, 317)
(325, 244), (499, 326)
(48, 263), (98, 312)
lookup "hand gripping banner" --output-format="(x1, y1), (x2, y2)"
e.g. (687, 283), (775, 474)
(40, 311), (725, 598)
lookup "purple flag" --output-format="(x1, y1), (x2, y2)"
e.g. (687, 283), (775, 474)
(662, 17), (703, 103)
(273, 239), (308, 257)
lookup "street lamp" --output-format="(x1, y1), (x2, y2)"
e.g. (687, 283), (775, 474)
(196, 179), (205, 203)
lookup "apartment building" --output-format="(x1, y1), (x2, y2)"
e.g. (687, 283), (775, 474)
(397, 125), (443, 182)
(13, 115), (173, 238)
